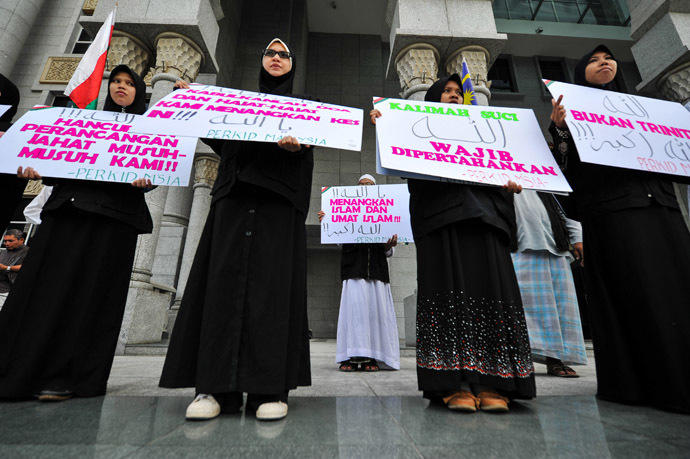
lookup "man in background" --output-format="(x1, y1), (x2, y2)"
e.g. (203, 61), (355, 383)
(0, 230), (29, 309)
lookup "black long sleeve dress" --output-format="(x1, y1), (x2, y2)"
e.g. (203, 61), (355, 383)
(160, 51), (313, 405)
(0, 65), (153, 398)
(550, 45), (690, 413)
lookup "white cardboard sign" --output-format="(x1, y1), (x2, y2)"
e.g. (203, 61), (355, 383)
(132, 84), (363, 151)
(374, 96), (572, 193)
(0, 107), (197, 186)
(544, 79), (690, 177)
(320, 184), (413, 244)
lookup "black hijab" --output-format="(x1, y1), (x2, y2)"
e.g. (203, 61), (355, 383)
(574, 45), (618, 91)
(103, 65), (147, 115)
(425, 74), (462, 103)
(0, 74), (20, 131)
(259, 38), (295, 96)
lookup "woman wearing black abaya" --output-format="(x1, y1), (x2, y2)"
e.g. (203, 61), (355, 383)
(0, 74), (26, 232)
(159, 38), (313, 422)
(0, 65), (153, 401)
(550, 45), (690, 413)
(371, 75), (535, 413)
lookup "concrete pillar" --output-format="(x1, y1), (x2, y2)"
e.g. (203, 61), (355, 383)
(629, 1), (690, 229)
(117, 33), (204, 353)
(150, 183), (194, 289)
(391, 42), (442, 345)
(394, 44), (439, 101)
(445, 45), (492, 106)
(394, 42), (500, 345)
(107, 31), (152, 77)
(0, 0), (45, 76)
(167, 147), (219, 333)
(658, 66), (690, 229)
(398, 45), (497, 341)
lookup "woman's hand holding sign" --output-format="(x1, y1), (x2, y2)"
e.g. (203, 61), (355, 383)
(173, 80), (190, 90)
(370, 109), (382, 125)
(17, 166), (41, 180)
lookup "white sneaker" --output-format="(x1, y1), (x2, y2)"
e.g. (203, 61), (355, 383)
(255, 401), (288, 421)
(185, 394), (221, 420)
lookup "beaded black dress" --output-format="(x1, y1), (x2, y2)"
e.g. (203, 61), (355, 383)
(412, 76), (536, 399)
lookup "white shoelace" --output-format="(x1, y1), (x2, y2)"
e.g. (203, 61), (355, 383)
(194, 393), (213, 402)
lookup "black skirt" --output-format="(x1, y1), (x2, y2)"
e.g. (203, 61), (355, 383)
(584, 204), (690, 413)
(159, 181), (311, 395)
(415, 218), (536, 399)
(0, 205), (138, 398)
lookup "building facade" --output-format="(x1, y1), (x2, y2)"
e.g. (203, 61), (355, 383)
(2, 0), (688, 353)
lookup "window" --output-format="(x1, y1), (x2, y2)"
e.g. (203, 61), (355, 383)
(72, 28), (92, 54)
(493, 0), (630, 26)
(488, 56), (516, 92)
(538, 59), (568, 83)
(52, 95), (75, 108)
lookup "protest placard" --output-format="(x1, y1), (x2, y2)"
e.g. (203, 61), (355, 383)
(320, 184), (413, 244)
(544, 79), (690, 177)
(374, 96), (572, 193)
(131, 84), (363, 151)
(0, 105), (10, 119)
(0, 107), (197, 186)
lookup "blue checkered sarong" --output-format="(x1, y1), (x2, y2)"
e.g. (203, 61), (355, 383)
(511, 250), (587, 365)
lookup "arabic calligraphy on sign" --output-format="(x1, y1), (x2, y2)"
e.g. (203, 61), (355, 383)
(320, 184), (414, 244)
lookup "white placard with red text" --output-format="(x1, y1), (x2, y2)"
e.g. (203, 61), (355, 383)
(132, 84), (363, 151)
(0, 107), (197, 186)
(374, 96), (572, 193)
(320, 184), (413, 244)
(0, 105), (10, 120)
(544, 79), (690, 177)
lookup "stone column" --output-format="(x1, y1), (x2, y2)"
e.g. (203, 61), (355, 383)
(393, 42), (497, 346)
(0, 0), (45, 76)
(117, 33), (204, 353)
(167, 147), (219, 333)
(658, 64), (690, 230)
(152, 32), (204, 83)
(445, 45), (492, 106)
(658, 63), (690, 106)
(394, 44), (439, 101)
(150, 184), (194, 289)
(386, 0), (507, 348)
(391, 45), (440, 345)
(146, 33), (204, 292)
(106, 31), (152, 77)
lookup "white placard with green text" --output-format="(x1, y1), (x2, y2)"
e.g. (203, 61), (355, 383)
(374, 96), (572, 193)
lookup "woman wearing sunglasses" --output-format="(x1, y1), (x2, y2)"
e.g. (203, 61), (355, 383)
(160, 39), (315, 422)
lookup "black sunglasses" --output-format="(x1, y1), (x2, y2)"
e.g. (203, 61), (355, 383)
(263, 49), (291, 59)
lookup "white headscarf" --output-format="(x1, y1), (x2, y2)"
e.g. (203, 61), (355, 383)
(265, 38), (293, 67)
(358, 174), (376, 185)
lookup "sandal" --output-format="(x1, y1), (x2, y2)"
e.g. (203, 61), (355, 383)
(339, 361), (356, 372)
(547, 364), (579, 378)
(362, 360), (379, 372)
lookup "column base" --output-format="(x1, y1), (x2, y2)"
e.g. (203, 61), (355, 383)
(166, 306), (180, 339)
(403, 292), (417, 348)
(116, 284), (175, 354)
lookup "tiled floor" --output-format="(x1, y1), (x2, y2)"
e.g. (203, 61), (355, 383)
(0, 395), (688, 458)
(1, 341), (687, 458)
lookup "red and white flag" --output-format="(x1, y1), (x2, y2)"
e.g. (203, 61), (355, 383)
(64, 8), (116, 109)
